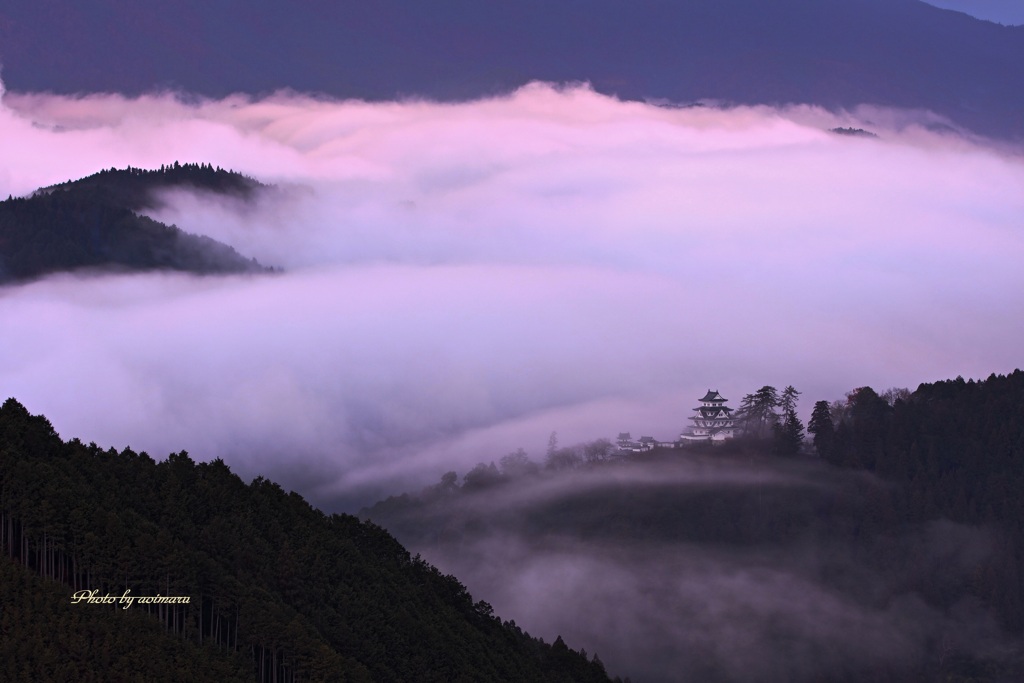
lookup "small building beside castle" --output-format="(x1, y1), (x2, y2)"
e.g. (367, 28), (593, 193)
(679, 390), (739, 442)
(616, 432), (660, 452)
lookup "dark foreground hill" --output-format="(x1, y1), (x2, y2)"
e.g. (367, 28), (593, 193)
(0, 164), (272, 285)
(0, 398), (612, 682)
(2, 0), (1023, 140)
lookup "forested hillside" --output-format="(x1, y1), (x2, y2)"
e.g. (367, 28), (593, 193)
(813, 370), (1024, 628)
(39, 163), (264, 212)
(363, 371), (1024, 682)
(0, 398), (612, 682)
(0, 164), (272, 284)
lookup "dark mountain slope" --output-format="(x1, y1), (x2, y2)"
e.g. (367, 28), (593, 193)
(1, 0), (1022, 139)
(0, 557), (254, 682)
(0, 164), (272, 284)
(0, 398), (612, 682)
(39, 162), (264, 212)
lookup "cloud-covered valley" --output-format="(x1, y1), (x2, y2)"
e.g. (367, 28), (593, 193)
(1, 81), (1022, 508)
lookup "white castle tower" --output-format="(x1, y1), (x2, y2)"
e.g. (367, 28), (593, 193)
(680, 390), (738, 442)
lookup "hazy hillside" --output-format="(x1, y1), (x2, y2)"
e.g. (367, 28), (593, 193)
(363, 371), (1024, 683)
(39, 162), (264, 212)
(0, 398), (613, 682)
(2, 0), (1022, 139)
(0, 164), (272, 284)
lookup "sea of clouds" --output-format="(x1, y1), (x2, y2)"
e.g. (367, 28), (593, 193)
(1, 80), (1022, 507)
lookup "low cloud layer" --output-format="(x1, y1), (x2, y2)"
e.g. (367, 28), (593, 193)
(367, 456), (1010, 682)
(1, 82), (1023, 507)
(424, 530), (1004, 682)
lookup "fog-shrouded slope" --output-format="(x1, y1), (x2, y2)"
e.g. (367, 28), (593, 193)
(39, 162), (265, 213)
(1, 0), (1022, 140)
(0, 398), (614, 682)
(362, 371), (1024, 683)
(0, 164), (273, 284)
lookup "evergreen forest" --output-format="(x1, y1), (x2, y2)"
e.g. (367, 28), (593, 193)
(0, 398), (612, 682)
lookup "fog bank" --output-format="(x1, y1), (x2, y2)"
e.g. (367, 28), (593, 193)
(1, 82), (1022, 507)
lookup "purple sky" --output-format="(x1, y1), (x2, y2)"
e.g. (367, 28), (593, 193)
(923, 0), (1024, 24)
(3, 0), (1023, 143)
(1, 82), (1023, 508)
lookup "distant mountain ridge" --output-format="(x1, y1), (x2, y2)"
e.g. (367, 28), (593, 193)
(1, 0), (1022, 140)
(0, 164), (273, 284)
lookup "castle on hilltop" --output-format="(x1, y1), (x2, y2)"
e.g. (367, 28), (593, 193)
(679, 390), (739, 442)
(617, 389), (739, 452)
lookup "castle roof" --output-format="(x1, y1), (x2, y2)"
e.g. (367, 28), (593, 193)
(692, 405), (734, 414)
(699, 390), (727, 403)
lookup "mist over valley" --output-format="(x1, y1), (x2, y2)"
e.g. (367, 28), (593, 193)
(363, 441), (1016, 682)
(2, 84), (1022, 512)
(2, 6), (1024, 675)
